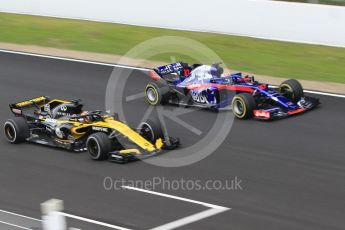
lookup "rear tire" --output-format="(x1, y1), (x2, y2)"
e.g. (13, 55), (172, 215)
(3, 117), (29, 143)
(145, 82), (169, 105)
(139, 118), (164, 143)
(232, 93), (256, 119)
(279, 79), (304, 103)
(86, 132), (111, 161)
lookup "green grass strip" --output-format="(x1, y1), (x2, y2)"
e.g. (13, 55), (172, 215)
(0, 12), (344, 83)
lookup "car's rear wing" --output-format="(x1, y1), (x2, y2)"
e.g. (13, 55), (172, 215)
(149, 62), (188, 81)
(156, 62), (186, 76)
(9, 96), (50, 115)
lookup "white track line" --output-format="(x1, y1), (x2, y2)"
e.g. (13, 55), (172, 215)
(150, 208), (227, 230)
(304, 89), (345, 98)
(0, 208), (131, 230)
(0, 220), (33, 230)
(0, 209), (41, 222)
(122, 186), (230, 230)
(57, 212), (132, 230)
(0, 49), (344, 98)
(0, 209), (41, 230)
(122, 186), (226, 209)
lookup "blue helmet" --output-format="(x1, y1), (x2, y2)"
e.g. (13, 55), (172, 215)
(210, 64), (224, 77)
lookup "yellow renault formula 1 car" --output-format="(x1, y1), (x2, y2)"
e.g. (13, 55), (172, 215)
(3, 96), (179, 163)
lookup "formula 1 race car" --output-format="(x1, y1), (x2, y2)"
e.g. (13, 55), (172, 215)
(3, 96), (179, 163)
(144, 62), (319, 120)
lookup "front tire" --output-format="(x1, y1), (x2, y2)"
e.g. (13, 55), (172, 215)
(279, 79), (304, 103)
(86, 132), (111, 160)
(232, 93), (256, 119)
(145, 82), (169, 105)
(139, 118), (164, 143)
(3, 117), (30, 143)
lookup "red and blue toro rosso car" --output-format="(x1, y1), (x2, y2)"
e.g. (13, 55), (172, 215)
(144, 62), (319, 120)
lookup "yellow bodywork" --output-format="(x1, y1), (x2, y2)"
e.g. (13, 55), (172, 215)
(119, 149), (141, 155)
(16, 97), (159, 153)
(155, 138), (163, 150)
(15, 96), (48, 107)
(41, 115), (157, 153)
(48, 99), (71, 104)
(97, 116), (157, 152)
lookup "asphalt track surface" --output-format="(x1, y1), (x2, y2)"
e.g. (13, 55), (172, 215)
(0, 52), (344, 230)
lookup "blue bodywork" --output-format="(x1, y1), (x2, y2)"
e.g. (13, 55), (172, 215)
(151, 62), (319, 119)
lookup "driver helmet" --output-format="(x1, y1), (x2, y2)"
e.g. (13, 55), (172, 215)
(79, 111), (92, 124)
(210, 64), (224, 78)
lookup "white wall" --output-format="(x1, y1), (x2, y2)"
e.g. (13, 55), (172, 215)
(0, 0), (345, 47)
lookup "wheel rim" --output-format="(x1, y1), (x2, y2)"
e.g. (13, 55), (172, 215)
(233, 99), (244, 115)
(280, 85), (294, 100)
(146, 88), (157, 103)
(88, 138), (99, 157)
(4, 124), (16, 142)
(140, 123), (154, 142)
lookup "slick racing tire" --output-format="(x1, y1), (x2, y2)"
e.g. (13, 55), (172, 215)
(3, 117), (30, 144)
(86, 132), (111, 161)
(145, 82), (169, 106)
(139, 118), (164, 143)
(232, 93), (256, 119)
(279, 79), (304, 103)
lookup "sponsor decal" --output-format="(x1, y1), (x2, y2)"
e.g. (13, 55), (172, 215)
(16, 96), (46, 107)
(191, 91), (209, 104)
(183, 68), (190, 76)
(297, 99), (306, 107)
(60, 105), (68, 112)
(92, 127), (108, 132)
(253, 110), (270, 119)
(158, 62), (183, 75)
(57, 112), (71, 116)
(45, 118), (58, 123)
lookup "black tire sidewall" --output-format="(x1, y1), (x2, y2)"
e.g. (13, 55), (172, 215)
(280, 79), (304, 103)
(4, 118), (29, 143)
(139, 118), (164, 143)
(232, 93), (256, 119)
(86, 132), (111, 160)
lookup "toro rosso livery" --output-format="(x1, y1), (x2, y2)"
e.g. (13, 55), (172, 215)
(4, 96), (179, 163)
(145, 62), (319, 119)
